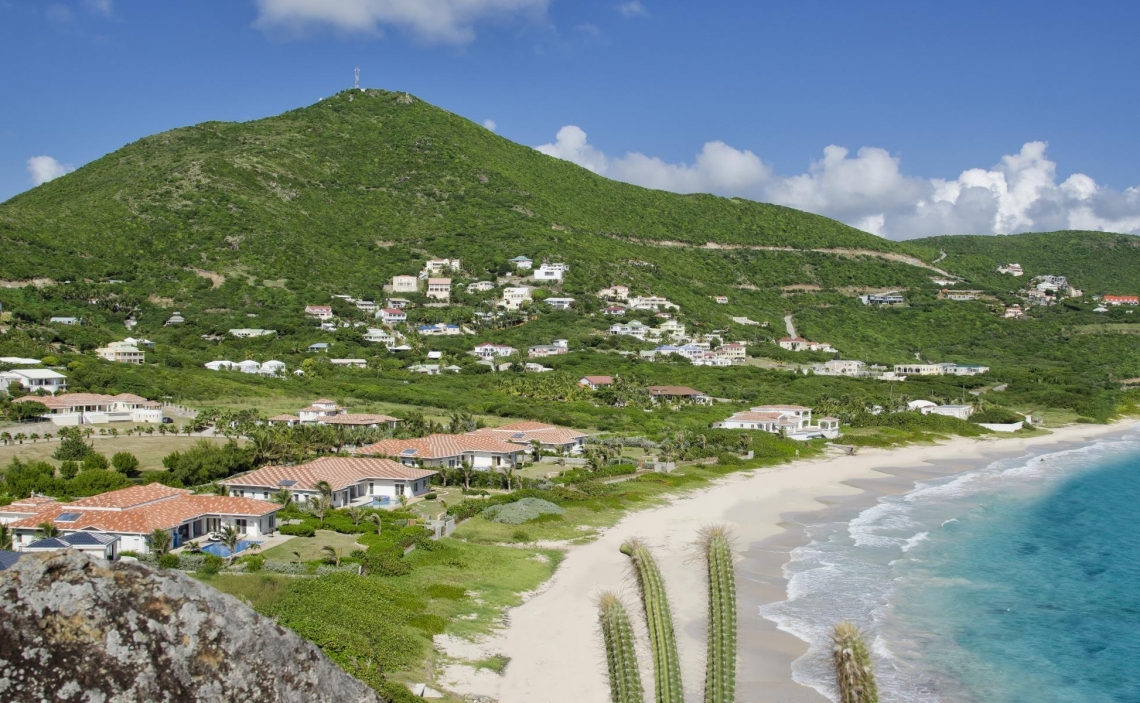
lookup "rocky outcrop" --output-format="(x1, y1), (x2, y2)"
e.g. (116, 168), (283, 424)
(0, 551), (384, 702)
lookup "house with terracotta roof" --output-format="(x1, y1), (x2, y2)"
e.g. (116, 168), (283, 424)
(648, 386), (711, 405)
(1105, 295), (1140, 306)
(778, 337), (836, 353)
(713, 405), (840, 440)
(305, 305), (334, 320)
(426, 278), (452, 302)
(469, 421), (589, 455)
(268, 399), (400, 429)
(12, 392), (163, 426)
(578, 375), (614, 390)
(7, 483), (279, 554)
(222, 456), (437, 507)
(378, 308), (407, 324)
(358, 433), (525, 470)
(470, 343), (517, 361)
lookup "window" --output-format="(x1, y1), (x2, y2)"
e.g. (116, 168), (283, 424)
(368, 482), (374, 495)
(395, 484), (405, 496)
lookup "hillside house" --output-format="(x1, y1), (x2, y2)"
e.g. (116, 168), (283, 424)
(609, 320), (651, 340)
(658, 319), (687, 338)
(861, 293), (905, 305)
(648, 386), (711, 405)
(95, 341), (145, 365)
(364, 328), (399, 346)
(499, 287), (533, 310)
(228, 328), (276, 338)
(471, 343), (517, 361)
(165, 313), (187, 326)
(305, 305), (334, 320)
(525, 363), (552, 373)
(13, 393), (164, 426)
(1003, 305), (1026, 319)
(528, 341), (569, 358)
(778, 337), (836, 353)
(814, 359), (867, 377)
(629, 296), (679, 311)
(329, 359), (367, 369)
(49, 316), (80, 325)
(467, 281), (496, 294)
(931, 404), (975, 420)
(6, 484), (279, 555)
(0, 369), (67, 395)
(509, 256), (534, 270)
(417, 323), (463, 336)
(354, 300), (378, 314)
(378, 308), (407, 324)
(359, 433), (525, 470)
(713, 405), (840, 440)
(545, 297), (575, 310)
(426, 278), (451, 301)
(941, 290), (981, 301)
(1105, 295), (1140, 306)
(223, 457), (435, 508)
(391, 275), (419, 293)
(716, 343), (747, 363)
(578, 375), (614, 390)
(386, 298), (412, 309)
(407, 364), (441, 375)
(894, 362), (989, 377)
(1034, 275), (1068, 292)
(713, 296), (729, 304)
(598, 285), (630, 300)
(533, 264), (567, 281)
(603, 305), (627, 316)
(998, 263), (1024, 276)
(307, 342), (330, 353)
(424, 258), (461, 273)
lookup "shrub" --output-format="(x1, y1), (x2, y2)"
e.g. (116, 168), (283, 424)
(58, 461), (79, 480)
(511, 529), (532, 542)
(263, 560), (307, 575)
(111, 451), (141, 478)
(278, 523), (316, 537)
(426, 584), (468, 600)
(82, 452), (109, 471)
(361, 548), (411, 577)
(242, 554), (265, 573)
(424, 492), (438, 500)
(970, 408), (1025, 424)
(52, 434), (90, 462)
(158, 552), (180, 569)
(198, 554), (224, 575)
(481, 497), (565, 525)
(407, 613), (447, 635)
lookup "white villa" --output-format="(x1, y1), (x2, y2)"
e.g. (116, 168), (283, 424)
(470, 420), (589, 455)
(609, 320), (652, 340)
(628, 296), (678, 311)
(509, 256), (534, 271)
(813, 359), (867, 377)
(893, 363), (989, 376)
(267, 399), (400, 429)
(0, 368), (67, 395)
(545, 297), (575, 310)
(716, 343), (747, 363)
(378, 308), (407, 324)
(360, 433), (526, 470)
(534, 264), (567, 281)
(5, 484), (279, 554)
(228, 328), (277, 338)
(95, 341), (145, 365)
(467, 281), (496, 294)
(424, 258), (461, 274)
(417, 323), (464, 336)
(998, 263), (1024, 276)
(364, 328), (401, 346)
(222, 456), (436, 508)
(14, 393), (164, 426)
(597, 285), (629, 301)
(499, 287), (533, 310)
(471, 343), (517, 361)
(579, 375), (614, 390)
(713, 405), (841, 440)
(391, 275), (420, 293)
(426, 278), (452, 301)
(529, 340), (569, 358)
(778, 337), (836, 353)
(305, 305), (334, 320)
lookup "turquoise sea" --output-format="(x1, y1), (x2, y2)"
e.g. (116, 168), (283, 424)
(760, 426), (1140, 702)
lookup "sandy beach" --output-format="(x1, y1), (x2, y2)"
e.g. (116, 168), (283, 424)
(437, 422), (1134, 703)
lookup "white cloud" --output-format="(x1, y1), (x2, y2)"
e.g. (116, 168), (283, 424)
(483, 119), (497, 131)
(27, 156), (75, 186)
(615, 1), (647, 18)
(252, 0), (549, 44)
(533, 127), (1140, 239)
(84, 0), (113, 16)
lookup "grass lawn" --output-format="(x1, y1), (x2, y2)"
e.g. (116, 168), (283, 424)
(260, 529), (367, 562)
(0, 433), (235, 470)
(190, 395), (510, 428)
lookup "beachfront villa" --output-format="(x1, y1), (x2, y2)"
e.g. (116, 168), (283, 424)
(5, 484), (279, 554)
(713, 405), (841, 440)
(358, 433), (525, 470)
(12, 392), (164, 426)
(469, 421), (589, 455)
(221, 456), (437, 507)
(266, 399), (401, 429)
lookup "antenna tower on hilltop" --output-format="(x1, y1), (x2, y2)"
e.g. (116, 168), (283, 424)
(354, 66), (360, 90)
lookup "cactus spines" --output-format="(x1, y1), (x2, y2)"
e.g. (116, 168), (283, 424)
(620, 539), (684, 703)
(598, 592), (645, 703)
(831, 621), (879, 703)
(701, 526), (736, 703)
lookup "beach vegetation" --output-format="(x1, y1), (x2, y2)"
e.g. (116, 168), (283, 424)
(831, 621), (879, 703)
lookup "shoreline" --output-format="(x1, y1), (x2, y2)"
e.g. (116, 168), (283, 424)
(437, 421), (1136, 702)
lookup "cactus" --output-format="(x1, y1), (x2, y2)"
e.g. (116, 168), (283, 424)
(702, 526), (736, 703)
(831, 621), (879, 703)
(620, 539), (684, 703)
(597, 592), (645, 703)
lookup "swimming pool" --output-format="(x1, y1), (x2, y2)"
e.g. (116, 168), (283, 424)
(198, 540), (261, 558)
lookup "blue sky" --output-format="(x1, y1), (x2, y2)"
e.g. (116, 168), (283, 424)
(2, 0), (1138, 239)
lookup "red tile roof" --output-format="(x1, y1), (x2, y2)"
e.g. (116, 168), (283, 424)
(471, 423), (588, 447)
(13, 392), (158, 410)
(648, 386), (706, 397)
(8, 492), (277, 534)
(66, 483), (190, 510)
(321, 413), (400, 426)
(222, 456), (436, 491)
(358, 433), (522, 460)
(580, 375), (614, 385)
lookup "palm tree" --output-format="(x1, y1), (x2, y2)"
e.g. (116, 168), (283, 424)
(315, 480), (333, 501)
(218, 525), (259, 565)
(149, 528), (172, 556)
(458, 460), (475, 491)
(291, 550), (303, 565)
(14, 433), (26, 445)
(320, 545), (343, 566)
(0, 524), (13, 551)
(271, 488), (293, 506)
(367, 513), (383, 535)
(0, 432), (10, 446)
(35, 522), (60, 540)
(346, 506), (364, 525)
(307, 495), (332, 526)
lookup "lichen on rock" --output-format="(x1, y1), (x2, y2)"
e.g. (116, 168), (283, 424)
(0, 551), (384, 702)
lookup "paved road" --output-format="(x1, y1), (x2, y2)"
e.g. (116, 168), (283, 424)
(784, 314), (796, 337)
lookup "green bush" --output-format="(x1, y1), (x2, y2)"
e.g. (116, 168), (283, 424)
(82, 452), (109, 471)
(58, 461), (79, 480)
(52, 433), (90, 462)
(198, 554), (224, 575)
(241, 554), (265, 573)
(426, 584), (468, 600)
(407, 613), (447, 635)
(158, 553), (181, 569)
(361, 548), (411, 577)
(424, 492), (438, 500)
(970, 408), (1025, 424)
(111, 451), (141, 478)
(278, 523), (316, 537)
(481, 497), (565, 525)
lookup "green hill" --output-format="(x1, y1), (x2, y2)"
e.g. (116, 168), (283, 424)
(0, 88), (906, 288)
(906, 231), (1140, 294)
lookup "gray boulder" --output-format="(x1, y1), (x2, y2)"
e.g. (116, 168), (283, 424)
(0, 550), (384, 702)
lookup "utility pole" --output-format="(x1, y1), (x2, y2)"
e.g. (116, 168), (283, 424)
(354, 66), (360, 90)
